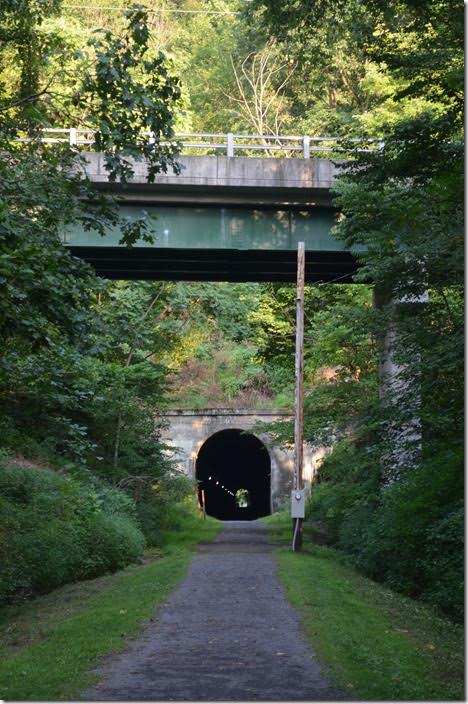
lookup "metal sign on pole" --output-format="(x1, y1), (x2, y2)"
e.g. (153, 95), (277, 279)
(292, 241), (305, 551)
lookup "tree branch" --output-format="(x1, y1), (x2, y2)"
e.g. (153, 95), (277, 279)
(0, 74), (57, 112)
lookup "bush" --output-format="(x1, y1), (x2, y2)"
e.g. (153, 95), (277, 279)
(76, 512), (145, 578)
(0, 463), (145, 604)
(136, 475), (196, 546)
(307, 439), (464, 622)
(422, 507), (464, 622)
(306, 440), (380, 545)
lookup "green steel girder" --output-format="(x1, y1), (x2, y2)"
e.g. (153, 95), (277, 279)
(64, 204), (344, 251)
(64, 204), (361, 282)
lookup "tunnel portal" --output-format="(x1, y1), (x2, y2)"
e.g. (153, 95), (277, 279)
(196, 429), (271, 520)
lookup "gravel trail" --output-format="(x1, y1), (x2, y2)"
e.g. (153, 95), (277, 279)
(83, 521), (346, 701)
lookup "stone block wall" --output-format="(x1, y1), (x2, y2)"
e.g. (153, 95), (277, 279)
(159, 409), (327, 510)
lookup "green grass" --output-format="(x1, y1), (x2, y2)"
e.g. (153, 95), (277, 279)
(0, 513), (221, 701)
(262, 513), (464, 701)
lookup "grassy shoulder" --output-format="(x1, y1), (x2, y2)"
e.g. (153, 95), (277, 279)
(0, 513), (221, 701)
(262, 513), (464, 701)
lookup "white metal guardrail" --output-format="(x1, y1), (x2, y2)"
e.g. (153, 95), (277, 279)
(18, 128), (383, 157)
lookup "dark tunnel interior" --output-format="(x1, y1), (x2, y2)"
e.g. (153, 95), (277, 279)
(196, 429), (271, 520)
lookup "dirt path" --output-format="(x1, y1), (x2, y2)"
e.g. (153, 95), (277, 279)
(83, 521), (346, 701)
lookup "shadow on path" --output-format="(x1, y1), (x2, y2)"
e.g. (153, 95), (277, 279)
(83, 521), (347, 701)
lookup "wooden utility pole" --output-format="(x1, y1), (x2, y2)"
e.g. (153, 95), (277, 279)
(293, 241), (305, 551)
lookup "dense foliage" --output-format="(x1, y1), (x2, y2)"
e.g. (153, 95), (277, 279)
(0, 0), (463, 623)
(248, 0), (463, 621)
(0, 459), (145, 604)
(0, 2), (191, 599)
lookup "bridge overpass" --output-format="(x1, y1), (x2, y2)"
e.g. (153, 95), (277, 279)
(60, 131), (365, 283)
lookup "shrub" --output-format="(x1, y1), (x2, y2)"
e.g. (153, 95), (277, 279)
(0, 463), (145, 604)
(306, 440), (380, 545)
(421, 506), (464, 622)
(136, 475), (196, 545)
(307, 439), (464, 622)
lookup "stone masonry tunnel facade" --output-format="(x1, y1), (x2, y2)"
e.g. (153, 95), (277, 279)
(160, 409), (327, 514)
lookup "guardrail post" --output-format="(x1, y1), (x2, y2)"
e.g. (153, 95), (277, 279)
(302, 135), (310, 159)
(227, 132), (234, 157)
(69, 127), (77, 145)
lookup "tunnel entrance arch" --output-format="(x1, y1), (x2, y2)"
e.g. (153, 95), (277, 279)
(196, 429), (271, 520)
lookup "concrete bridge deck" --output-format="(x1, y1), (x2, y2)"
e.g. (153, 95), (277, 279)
(81, 153), (339, 206)
(66, 154), (359, 283)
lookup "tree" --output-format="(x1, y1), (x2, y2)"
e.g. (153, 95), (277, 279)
(0, 2), (182, 472)
(225, 41), (296, 137)
(248, 0), (463, 457)
(244, 0), (391, 135)
(247, 0), (464, 621)
(331, 0), (463, 449)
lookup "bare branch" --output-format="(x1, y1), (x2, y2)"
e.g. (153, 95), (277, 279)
(0, 74), (58, 112)
(225, 43), (295, 140)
